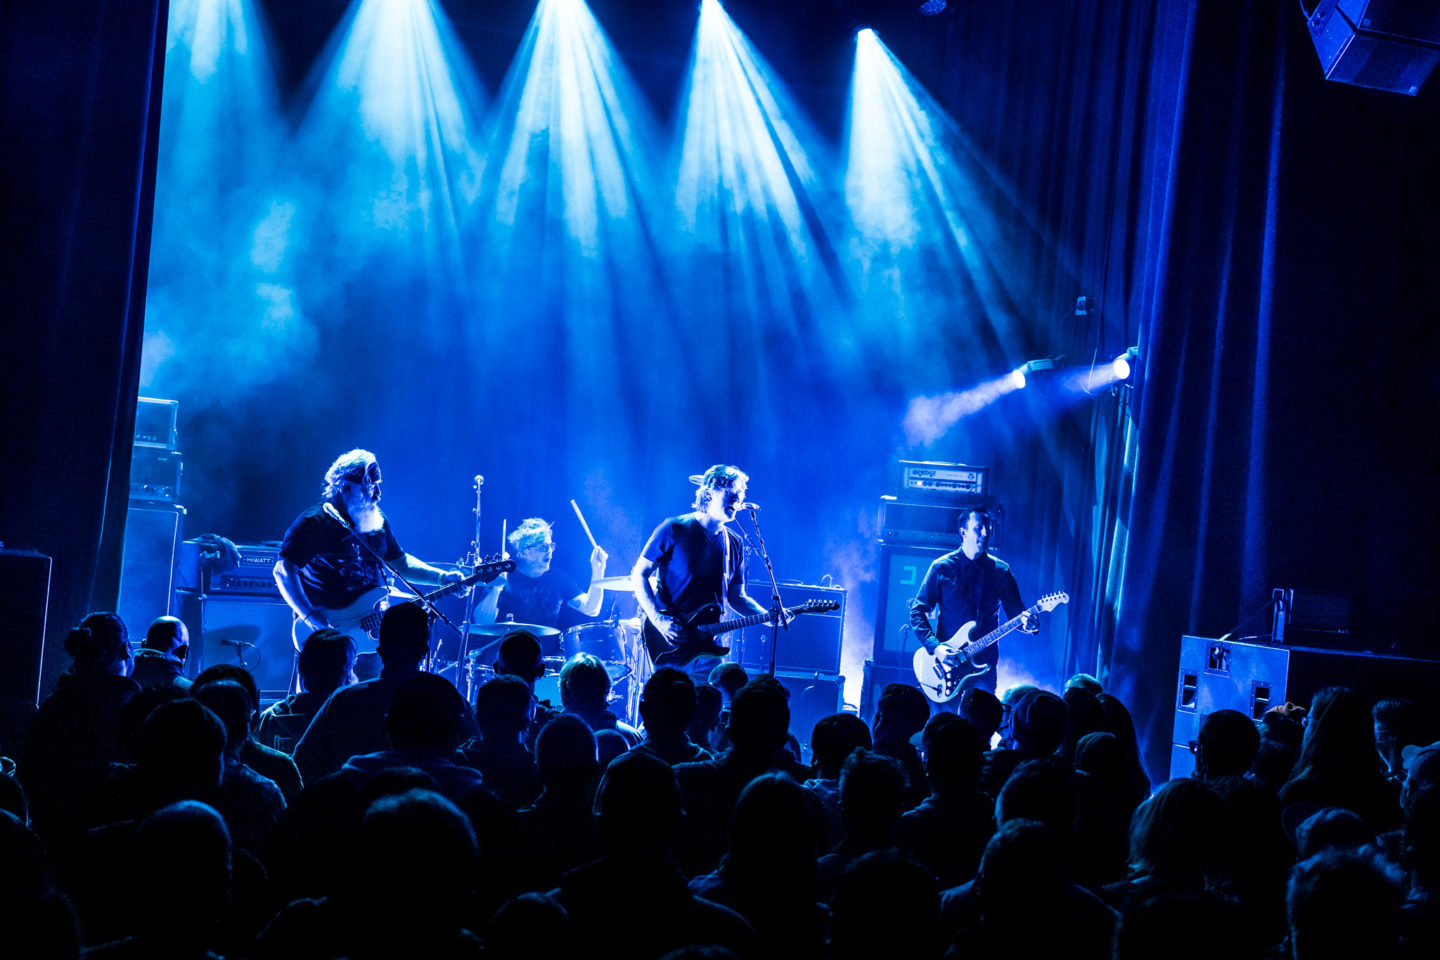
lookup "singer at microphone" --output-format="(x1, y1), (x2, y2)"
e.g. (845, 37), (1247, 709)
(272, 449), (464, 651)
(629, 464), (776, 678)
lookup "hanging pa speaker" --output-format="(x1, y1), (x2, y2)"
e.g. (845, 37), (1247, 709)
(1305, 0), (1440, 95)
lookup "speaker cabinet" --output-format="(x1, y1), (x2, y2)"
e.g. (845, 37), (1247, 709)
(737, 581), (845, 675)
(116, 501), (184, 637)
(1169, 635), (1440, 780)
(183, 594), (296, 699)
(771, 670), (844, 762)
(859, 658), (924, 726)
(872, 543), (949, 665)
(0, 549), (51, 707)
(1307, 0), (1440, 95)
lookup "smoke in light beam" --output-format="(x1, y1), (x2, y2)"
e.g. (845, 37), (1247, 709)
(846, 28), (1042, 368)
(673, 0), (851, 375)
(903, 374), (1025, 445)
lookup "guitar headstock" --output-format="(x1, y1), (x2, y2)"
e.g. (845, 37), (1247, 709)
(472, 556), (516, 583)
(1036, 591), (1069, 613)
(799, 599), (841, 613)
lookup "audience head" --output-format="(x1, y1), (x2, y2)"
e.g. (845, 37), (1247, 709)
(1292, 686), (1373, 782)
(996, 757), (1078, 833)
(639, 667), (697, 738)
(838, 748), (907, 837)
(1293, 806), (1374, 860)
(1064, 672), (1103, 696)
(594, 748), (682, 854)
(133, 801), (233, 937)
(193, 663), (261, 731)
(874, 683), (929, 743)
(192, 679), (255, 756)
(810, 712), (872, 780)
(1128, 777), (1224, 882)
(137, 698), (226, 798)
(495, 630), (545, 684)
(1060, 685), (1106, 761)
(708, 662), (748, 701)
(975, 818), (1070, 906)
(473, 674), (535, 743)
(1372, 697), (1422, 777)
(559, 653), (611, 712)
(386, 673), (470, 753)
(535, 715), (599, 790)
(828, 850), (939, 960)
(723, 773), (819, 892)
(690, 684), (723, 739)
(1196, 709), (1260, 780)
(352, 789), (478, 921)
(725, 676), (791, 755)
(143, 615), (189, 659)
(489, 893), (571, 960)
(376, 602), (432, 668)
(958, 687), (1003, 741)
(65, 612), (130, 676)
(920, 714), (987, 796)
(297, 627), (355, 697)
(1286, 849), (1403, 960)
(1010, 688), (1066, 757)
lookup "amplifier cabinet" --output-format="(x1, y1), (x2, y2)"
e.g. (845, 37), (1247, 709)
(770, 669), (845, 763)
(736, 581), (845, 675)
(178, 592), (296, 699)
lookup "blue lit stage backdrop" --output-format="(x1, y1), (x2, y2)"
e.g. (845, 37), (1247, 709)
(140, 0), (1112, 705)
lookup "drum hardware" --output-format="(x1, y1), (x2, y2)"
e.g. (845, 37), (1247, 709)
(465, 621), (562, 638)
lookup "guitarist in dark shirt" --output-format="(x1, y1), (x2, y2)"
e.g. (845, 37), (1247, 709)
(631, 465), (775, 677)
(909, 507), (1036, 708)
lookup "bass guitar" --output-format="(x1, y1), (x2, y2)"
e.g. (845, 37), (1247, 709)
(912, 592), (1069, 703)
(292, 557), (514, 651)
(642, 599), (841, 667)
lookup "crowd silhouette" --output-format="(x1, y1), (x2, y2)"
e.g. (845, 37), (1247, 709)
(3, 603), (1438, 959)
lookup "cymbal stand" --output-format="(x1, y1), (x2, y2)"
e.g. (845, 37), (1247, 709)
(456, 475), (484, 699)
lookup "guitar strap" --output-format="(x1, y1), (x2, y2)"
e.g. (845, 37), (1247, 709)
(721, 526), (732, 615)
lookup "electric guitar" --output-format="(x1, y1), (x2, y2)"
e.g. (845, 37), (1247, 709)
(642, 599), (842, 667)
(912, 592), (1069, 703)
(292, 557), (514, 651)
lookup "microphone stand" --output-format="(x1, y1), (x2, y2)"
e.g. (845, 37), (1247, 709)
(329, 504), (463, 671)
(456, 476), (484, 698)
(743, 505), (787, 677)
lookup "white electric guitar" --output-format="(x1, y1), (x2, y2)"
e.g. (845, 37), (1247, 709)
(292, 557), (513, 650)
(912, 592), (1069, 703)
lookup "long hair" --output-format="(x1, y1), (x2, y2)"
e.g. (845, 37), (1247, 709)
(322, 448), (378, 499)
(692, 464), (748, 510)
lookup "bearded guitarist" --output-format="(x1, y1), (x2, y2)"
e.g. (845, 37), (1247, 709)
(631, 464), (777, 679)
(273, 449), (465, 672)
(908, 506), (1037, 709)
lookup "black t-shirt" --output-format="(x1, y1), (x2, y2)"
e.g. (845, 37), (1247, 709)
(494, 566), (580, 632)
(640, 515), (744, 616)
(279, 503), (405, 611)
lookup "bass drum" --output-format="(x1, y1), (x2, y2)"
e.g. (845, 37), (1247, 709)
(562, 622), (627, 663)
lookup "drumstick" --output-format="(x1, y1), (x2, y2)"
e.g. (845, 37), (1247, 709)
(570, 499), (600, 549)
(500, 518), (507, 558)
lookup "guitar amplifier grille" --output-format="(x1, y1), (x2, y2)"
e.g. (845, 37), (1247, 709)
(738, 581), (845, 675)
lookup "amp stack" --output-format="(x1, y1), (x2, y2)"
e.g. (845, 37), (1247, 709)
(174, 540), (297, 701)
(116, 398), (185, 637)
(863, 460), (998, 722)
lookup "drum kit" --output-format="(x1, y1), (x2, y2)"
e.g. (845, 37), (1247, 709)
(450, 575), (653, 725)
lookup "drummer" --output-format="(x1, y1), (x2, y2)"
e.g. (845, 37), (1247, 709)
(476, 517), (608, 657)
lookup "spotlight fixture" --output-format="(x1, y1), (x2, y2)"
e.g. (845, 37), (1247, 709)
(1111, 346), (1138, 382)
(1008, 355), (1061, 390)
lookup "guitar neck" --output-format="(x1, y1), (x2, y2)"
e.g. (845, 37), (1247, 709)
(695, 606), (798, 637)
(967, 603), (1041, 654)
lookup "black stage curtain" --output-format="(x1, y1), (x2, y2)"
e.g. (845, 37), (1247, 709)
(0, 0), (168, 711)
(900, 0), (1440, 782)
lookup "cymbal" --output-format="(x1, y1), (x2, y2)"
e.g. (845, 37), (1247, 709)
(465, 622), (561, 638)
(591, 575), (635, 591)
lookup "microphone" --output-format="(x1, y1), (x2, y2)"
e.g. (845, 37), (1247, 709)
(323, 502), (353, 529)
(740, 502), (762, 511)
(474, 475), (484, 486)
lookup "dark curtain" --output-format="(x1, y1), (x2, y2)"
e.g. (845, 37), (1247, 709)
(0, 0), (168, 710)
